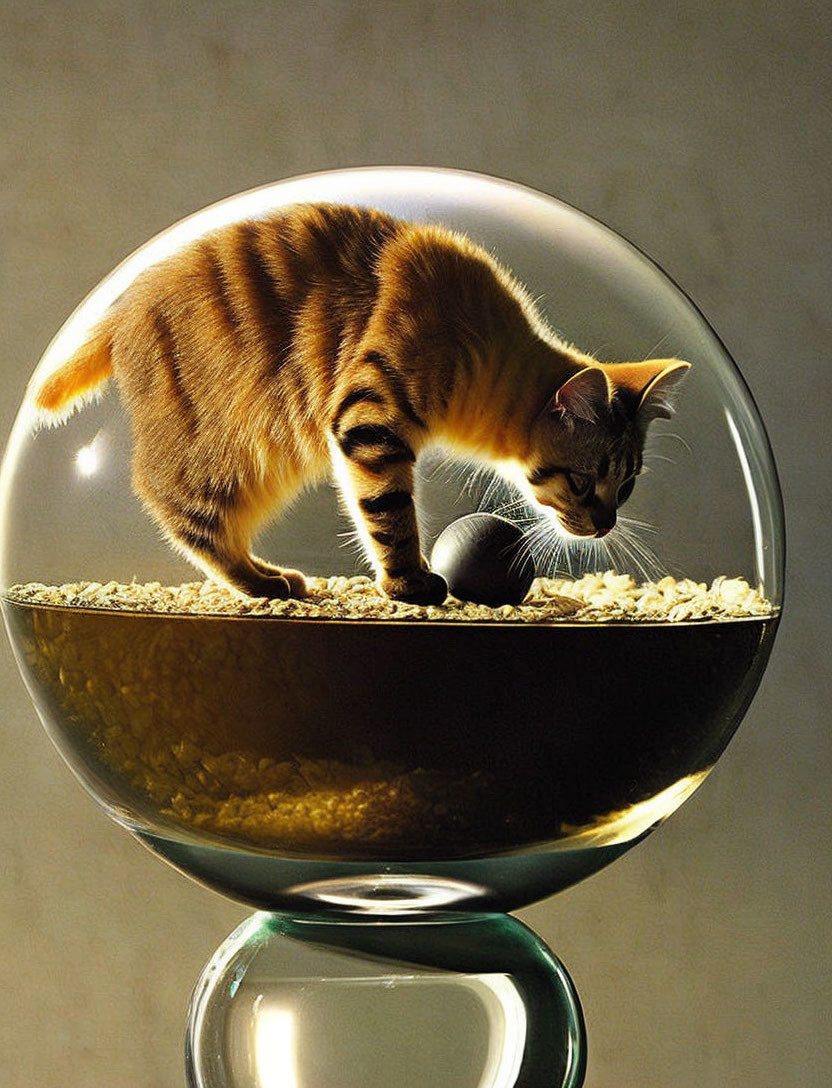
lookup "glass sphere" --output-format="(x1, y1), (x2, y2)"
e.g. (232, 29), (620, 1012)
(0, 168), (783, 914)
(186, 912), (586, 1088)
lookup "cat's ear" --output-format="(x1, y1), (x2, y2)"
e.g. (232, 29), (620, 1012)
(601, 359), (690, 421)
(637, 360), (690, 421)
(552, 366), (610, 423)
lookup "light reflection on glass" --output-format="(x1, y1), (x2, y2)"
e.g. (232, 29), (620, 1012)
(464, 973), (528, 1088)
(250, 973), (527, 1088)
(253, 999), (299, 1088)
(557, 771), (710, 849)
(725, 407), (768, 593)
(75, 432), (104, 478)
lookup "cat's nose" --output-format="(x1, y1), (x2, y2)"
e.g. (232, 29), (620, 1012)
(593, 512), (616, 537)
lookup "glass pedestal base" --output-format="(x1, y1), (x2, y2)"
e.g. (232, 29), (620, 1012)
(186, 912), (586, 1088)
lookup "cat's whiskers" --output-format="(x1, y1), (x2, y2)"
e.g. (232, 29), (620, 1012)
(510, 504), (668, 583)
(336, 525), (367, 559)
(422, 453), (510, 519)
(620, 523), (661, 567)
(641, 430), (691, 477)
(650, 430), (692, 455)
(510, 516), (555, 576)
(604, 532), (638, 580)
(607, 517), (665, 582)
(641, 330), (675, 360)
(491, 497), (535, 522)
(512, 509), (582, 579)
(617, 513), (659, 536)
(642, 452), (677, 468)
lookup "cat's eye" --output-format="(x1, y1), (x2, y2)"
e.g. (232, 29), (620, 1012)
(616, 477), (636, 505)
(565, 471), (593, 497)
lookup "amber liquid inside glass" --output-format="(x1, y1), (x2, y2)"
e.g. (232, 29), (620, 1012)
(3, 599), (777, 868)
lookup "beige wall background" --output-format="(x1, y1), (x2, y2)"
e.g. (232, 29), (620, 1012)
(1, 1), (829, 1085)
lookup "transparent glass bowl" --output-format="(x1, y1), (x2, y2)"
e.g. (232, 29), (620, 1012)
(0, 167), (783, 915)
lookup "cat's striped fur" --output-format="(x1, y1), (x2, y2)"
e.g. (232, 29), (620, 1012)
(35, 203), (688, 604)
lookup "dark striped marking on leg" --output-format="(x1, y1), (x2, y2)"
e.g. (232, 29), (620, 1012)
(183, 507), (222, 534)
(362, 351), (427, 430)
(371, 529), (398, 546)
(371, 530), (416, 550)
(360, 490), (412, 516)
(338, 424), (415, 470)
(180, 527), (219, 556)
(384, 564), (420, 579)
(332, 386), (386, 431)
(200, 480), (238, 506)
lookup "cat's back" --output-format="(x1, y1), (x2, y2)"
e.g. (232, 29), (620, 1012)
(113, 202), (403, 335)
(104, 204), (405, 411)
(102, 202), (527, 442)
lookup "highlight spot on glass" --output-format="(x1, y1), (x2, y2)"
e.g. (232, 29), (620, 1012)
(75, 433), (104, 478)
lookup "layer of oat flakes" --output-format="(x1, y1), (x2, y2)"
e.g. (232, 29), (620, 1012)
(5, 570), (772, 622)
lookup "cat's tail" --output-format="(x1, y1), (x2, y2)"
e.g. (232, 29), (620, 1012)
(32, 325), (113, 427)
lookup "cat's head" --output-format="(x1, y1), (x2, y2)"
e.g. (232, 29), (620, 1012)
(523, 359), (690, 538)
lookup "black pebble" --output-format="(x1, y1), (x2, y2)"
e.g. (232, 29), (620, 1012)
(430, 513), (535, 606)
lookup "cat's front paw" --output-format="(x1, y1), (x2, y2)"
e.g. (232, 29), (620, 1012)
(380, 568), (448, 606)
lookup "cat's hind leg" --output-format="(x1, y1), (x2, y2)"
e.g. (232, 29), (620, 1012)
(135, 472), (307, 600)
(168, 519), (301, 600)
(248, 555), (308, 597)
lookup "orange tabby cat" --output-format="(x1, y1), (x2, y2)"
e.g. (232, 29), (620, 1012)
(35, 203), (688, 604)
